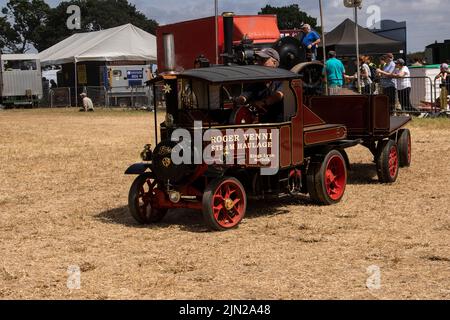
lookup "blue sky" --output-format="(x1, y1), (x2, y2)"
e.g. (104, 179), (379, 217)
(1, 0), (449, 52)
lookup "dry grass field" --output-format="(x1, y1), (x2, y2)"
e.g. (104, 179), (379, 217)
(0, 108), (449, 300)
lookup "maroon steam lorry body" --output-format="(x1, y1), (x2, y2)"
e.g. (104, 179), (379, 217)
(125, 13), (412, 231)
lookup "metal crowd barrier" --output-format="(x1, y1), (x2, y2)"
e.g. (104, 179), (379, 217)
(43, 76), (448, 117)
(49, 87), (71, 108)
(320, 76), (441, 116)
(104, 85), (154, 110)
(85, 86), (107, 107)
(433, 78), (450, 113)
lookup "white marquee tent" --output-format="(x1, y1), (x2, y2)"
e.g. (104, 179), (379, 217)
(38, 23), (157, 105)
(39, 23), (157, 65)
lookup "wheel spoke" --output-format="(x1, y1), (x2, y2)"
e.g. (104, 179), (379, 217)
(214, 194), (225, 201)
(327, 171), (336, 183)
(231, 198), (241, 208)
(213, 204), (224, 219)
(209, 179), (246, 229)
(323, 155), (346, 201)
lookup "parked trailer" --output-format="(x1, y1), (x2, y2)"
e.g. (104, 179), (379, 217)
(0, 54), (43, 107)
(101, 64), (153, 107)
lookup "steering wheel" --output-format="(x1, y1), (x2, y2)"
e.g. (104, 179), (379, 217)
(229, 104), (256, 125)
(229, 100), (270, 125)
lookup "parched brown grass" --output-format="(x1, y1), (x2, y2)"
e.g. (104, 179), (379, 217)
(0, 108), (449, 300)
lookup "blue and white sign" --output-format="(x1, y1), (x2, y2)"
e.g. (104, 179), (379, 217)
(127, 70), (144, 80)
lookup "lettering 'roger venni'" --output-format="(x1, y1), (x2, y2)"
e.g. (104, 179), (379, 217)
(171, 121), (280, 176)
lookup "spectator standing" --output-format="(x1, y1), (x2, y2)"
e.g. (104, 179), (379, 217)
(392, 59), (415, 112)
(300, 24), (321, 61)
(347, 56), (373, 94)
(435, 63), (450, 111)
(377, 53), (397, 112)
(50, 79), (58, 89)
(42, 77), (50, 106)
(324, 51), (346, 95)
(366, 56), (378, 92)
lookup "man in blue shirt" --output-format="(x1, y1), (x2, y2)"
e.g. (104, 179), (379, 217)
(324, 51), (346, 94)
(300, 24), (321, 61)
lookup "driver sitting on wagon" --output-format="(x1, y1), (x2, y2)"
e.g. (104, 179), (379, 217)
(235, 48), (285, 123)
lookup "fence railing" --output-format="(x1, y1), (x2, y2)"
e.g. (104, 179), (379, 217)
(106, 85), (154, 109)
(320, 76), (447, 115)
(49, 87), (71, 108)
(41, 77), (448, 116)
(85, 86), (107, 107)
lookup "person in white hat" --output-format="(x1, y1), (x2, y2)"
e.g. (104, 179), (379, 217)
(79, 93), (94, 112)
(300, 23), (321, 61)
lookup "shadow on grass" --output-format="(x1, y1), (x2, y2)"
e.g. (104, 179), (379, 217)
(96, 164), (380, 232)
(95, 195), (314, 233)
(348, 163), (379, 185)
(95, 206), (207, 233)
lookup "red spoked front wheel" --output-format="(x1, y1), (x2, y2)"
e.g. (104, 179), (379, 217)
(202, 177), (247, 231)
(128, 174), (167, 224)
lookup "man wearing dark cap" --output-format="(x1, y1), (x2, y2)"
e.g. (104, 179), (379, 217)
(254, 48), (281, 68)
(235, 48), (284, 122)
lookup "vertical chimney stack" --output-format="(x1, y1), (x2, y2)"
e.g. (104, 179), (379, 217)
(163, 33), (176, 72)
(222, 12), (235, 65)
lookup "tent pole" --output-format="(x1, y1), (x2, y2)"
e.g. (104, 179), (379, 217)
(355, 7), (362, 94)
(319, 0), (328, 95)
(215, 0), (219, 65)
(74, 60), (78, 107)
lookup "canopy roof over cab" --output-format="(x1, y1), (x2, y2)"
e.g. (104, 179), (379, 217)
(179, 65), (299, 84)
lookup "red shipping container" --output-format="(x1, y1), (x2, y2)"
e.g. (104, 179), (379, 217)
(157, 15), (280, 71)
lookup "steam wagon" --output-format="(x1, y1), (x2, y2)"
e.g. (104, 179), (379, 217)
(125, 65), (411, 231)
(124, 12), (412, 231)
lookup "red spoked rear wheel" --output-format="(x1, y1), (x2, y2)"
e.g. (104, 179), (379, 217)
(307, 150), (348, 205)
(376, 139), (400, 183)
(128, 174), (167, 224)
(202, 177), (247, 231)
(388, 145), (399, 179)
(325, 155), (347, 201)
(397, 129), (412, 167)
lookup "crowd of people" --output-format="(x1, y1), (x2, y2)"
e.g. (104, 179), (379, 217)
(296, 23), (450, 113)
(322, 52), (450, 113)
